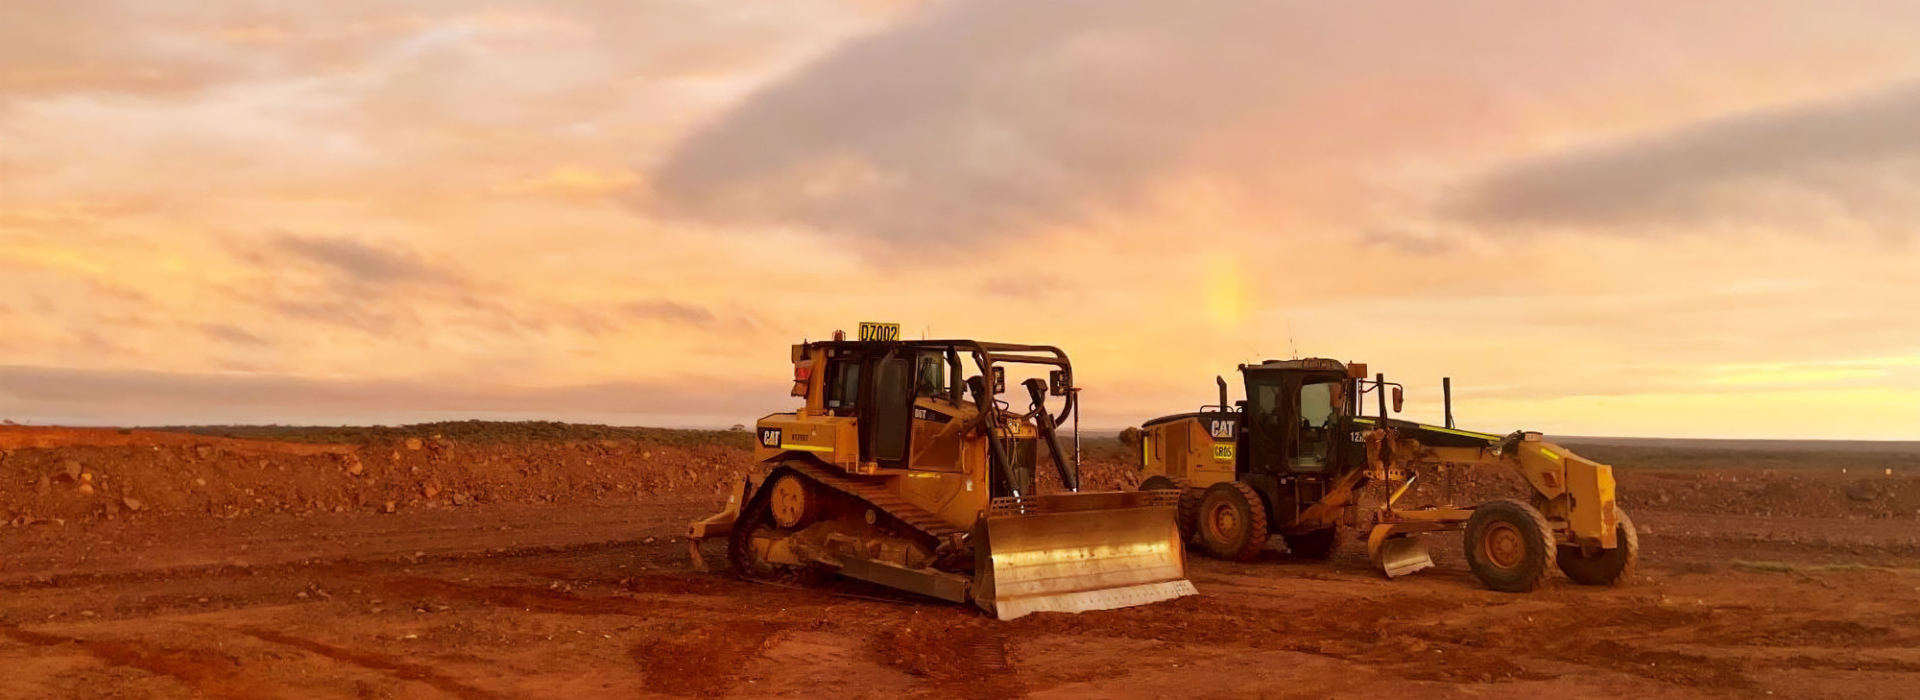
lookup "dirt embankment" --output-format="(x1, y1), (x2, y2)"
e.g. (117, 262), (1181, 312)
(8, 424), (1918, 531)
(0, 424), (756, 527)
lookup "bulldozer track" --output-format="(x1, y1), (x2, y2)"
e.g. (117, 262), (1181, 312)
(728, 460), (970, 588)
(783, 461), (966, 540)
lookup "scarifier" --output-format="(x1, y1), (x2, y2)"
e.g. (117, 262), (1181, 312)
(688, 324), (1196, 619)
(1136, 359), (1638, 592)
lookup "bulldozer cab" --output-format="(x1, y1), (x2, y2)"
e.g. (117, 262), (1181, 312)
(798, 334), (1078, 497)
(817, 347), (925, 467)
(1239, 359), (1363, 476)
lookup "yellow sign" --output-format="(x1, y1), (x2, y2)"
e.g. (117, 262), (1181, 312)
(859, 322), (902, 342)
(1213, 443), (1236, 461)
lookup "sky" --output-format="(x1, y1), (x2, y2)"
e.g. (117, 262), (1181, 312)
(3, 0), (1918, 439)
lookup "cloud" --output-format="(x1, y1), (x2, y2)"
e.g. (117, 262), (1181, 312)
(625, 300), (718, 327)
(272, 233), (458, 287)
(1450, 81), (1920, 231)
(0, 364), (777, 426)
(649, 0), (1920, 248)
(494, 167), (640, 199)
(196, 323), (268, 346)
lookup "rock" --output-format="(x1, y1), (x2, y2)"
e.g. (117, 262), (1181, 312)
(57, 460), (83, 483)
(194, 478), (207, 487)
(405, 438), (424, 451)
(343, 455), (365, 477)
(122, 497), (144, 512)
(643, 536), (657, 544)
(194, 444), (215, 460)
(1846, 482), (1883, 502)
(1637, 524), (1654, 536)
(77, 474), (95, 496)
(422, 483), (442, 499)
(450, 493), (470, 506)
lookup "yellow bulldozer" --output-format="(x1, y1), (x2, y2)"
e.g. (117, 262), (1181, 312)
(688, 324), (1196, 619)
(1137, 358), (1638, 592)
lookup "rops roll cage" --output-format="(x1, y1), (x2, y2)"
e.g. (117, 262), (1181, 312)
(829, 339), (1079, 497)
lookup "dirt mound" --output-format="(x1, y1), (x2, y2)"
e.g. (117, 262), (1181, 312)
(163, 420), (755, 449)
(1624, 469), (1920, 520)
(0, 424), (755, 526)
(9, 423), (1915, 532)
(0, 426), (351, 455)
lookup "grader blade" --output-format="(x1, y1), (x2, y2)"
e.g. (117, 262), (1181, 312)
(976, 491), (1196, 621)
(1367, 524), (1435, 578)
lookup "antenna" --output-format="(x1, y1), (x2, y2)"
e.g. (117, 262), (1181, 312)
(1287, 318), (1299, 359)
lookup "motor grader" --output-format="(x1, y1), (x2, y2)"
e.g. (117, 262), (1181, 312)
(688, 324), (1195, 619)
(1136, 358), (1638, 592)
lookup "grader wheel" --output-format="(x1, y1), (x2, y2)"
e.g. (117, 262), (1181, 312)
(1196, 482), (1268, 562)
(1558, 506), (1640, 586)
(1463, 499), (1557, 593)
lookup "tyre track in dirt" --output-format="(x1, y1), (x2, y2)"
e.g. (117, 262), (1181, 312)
(230, 627), (508, 700)
(1, 626), (276, 700)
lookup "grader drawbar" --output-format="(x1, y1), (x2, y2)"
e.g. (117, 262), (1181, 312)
(1137, 359), (1638, 593)
(688, 327), (1194, 620)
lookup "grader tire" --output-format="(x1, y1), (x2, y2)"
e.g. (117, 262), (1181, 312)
(1140, 475), (1199, 541)
(1197, 482), (1268, 562)
(1283, 527), (1347, 560)
(1464, 499), (1557, 593)
(1558, 507), (1640, 586)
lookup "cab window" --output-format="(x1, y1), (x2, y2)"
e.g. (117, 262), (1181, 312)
(826, 361), (862, 410)
(1292, 380), (1337, 469)
(915, 354), (947, 398)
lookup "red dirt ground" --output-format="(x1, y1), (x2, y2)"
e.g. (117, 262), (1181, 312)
(2, 424), (1918, 699)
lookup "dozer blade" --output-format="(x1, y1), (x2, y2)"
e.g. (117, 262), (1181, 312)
(977, 491), (1197, 621)
(1367, 524), (1435, 579)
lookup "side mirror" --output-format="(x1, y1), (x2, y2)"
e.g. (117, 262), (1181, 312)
(992, 367), (1006, 395)
(1391, 386), (1404, 413)
(1049, 369), (1069, 397)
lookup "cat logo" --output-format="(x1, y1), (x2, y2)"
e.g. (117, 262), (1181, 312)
(759, 428), (781, 448)
(1209, 420), (1236, 440)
